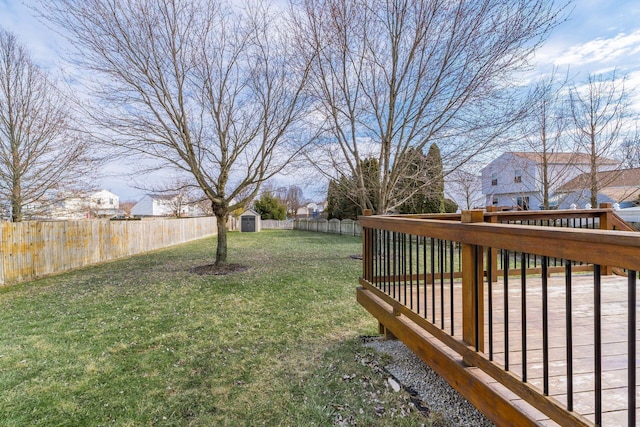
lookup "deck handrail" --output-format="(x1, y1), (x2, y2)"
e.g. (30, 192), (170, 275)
(358, 208), (639, 426)
(359, 215), (640, 272)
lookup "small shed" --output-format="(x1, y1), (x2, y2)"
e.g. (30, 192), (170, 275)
(240, 209), (261, 232)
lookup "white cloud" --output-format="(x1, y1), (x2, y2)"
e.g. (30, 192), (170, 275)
(627, 70), (640, 114)
(550, 30), (640, 67)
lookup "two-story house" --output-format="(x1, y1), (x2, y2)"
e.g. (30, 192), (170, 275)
(481, 152), (618, 210)
(131, 193), (205, 217)
(49, 189), (120, 219)
(295, 201), (326, 218)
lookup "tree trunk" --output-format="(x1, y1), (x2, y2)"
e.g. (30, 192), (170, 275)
(213, 201), (229, 265)
(590, 135), (598, 208)
(10, 200), (21, 222)
(10, 189), (21, 222)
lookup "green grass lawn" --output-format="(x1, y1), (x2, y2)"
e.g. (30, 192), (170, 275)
(0, 230), (434, 426)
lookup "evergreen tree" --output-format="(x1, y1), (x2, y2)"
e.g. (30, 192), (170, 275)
(424, 143), (445, 213)
(443, 198), (459, 213)
(326, 178), (359, 220)
(326, 158), (380, 219)
(397, 144), (445, 214)
(253, 193), (287, 220)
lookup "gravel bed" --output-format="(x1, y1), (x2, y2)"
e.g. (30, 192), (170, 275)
(365, 338), (494, 426)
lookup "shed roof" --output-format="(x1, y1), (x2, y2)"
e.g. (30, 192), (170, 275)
(240, 209), (261, 217)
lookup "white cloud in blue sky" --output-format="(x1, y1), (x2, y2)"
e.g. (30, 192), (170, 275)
(549, 30), (640, 67)
(535, 1), (640, 74)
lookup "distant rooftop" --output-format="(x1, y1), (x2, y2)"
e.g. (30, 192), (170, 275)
(558, 167), (640, 192)
(511, 151), (618, 165)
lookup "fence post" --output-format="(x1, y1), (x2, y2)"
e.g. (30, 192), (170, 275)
(598, 203), (613, 275)
(462, 210), (484, 356)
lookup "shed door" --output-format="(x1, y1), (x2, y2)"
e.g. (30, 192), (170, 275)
(241, 216), (256, 232)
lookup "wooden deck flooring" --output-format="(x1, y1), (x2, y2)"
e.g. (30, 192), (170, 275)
(380, 272), (636, 426)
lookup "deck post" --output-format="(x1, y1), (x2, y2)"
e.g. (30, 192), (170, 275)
(461, 210), (485, 355)
(598, 203), (613, 275)
(485, 207), (499, 282)
(361, 210), (373, 282)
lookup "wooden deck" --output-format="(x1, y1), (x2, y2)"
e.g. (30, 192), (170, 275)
(361, 272), (637, 426)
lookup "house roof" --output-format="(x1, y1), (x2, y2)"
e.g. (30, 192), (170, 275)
(92, 189), (119, 198)
(600, 187), (640, 203)
(511, 151), (618, 165)
(147, 193), (178, 200)
(557, 168), (640, 193)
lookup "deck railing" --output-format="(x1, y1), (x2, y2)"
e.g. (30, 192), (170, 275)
(358, 206), (640, 426)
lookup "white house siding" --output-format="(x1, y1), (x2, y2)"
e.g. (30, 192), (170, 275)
(131, 194), (205, 217)
(92, 190), (119, 213)
(49, 189), (121, 220)
(131, 195), (155, 216)
(482, 153), (542, 209)
(481, 152), (618, 210)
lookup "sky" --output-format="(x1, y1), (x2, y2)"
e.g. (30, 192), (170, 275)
(1, 0), (640, 201)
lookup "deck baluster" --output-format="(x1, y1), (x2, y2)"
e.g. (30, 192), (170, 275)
(565, 260), (574, 412)
(629, 270), (637, 427)
(503, 249), (510, 371)
(423, 236), (428, 320)
(488, 247), (494, 361)
(521, 253), (527, 383)
(450, 241), (455, 336)
(542, 256), (549, 395)
(431, 237), (436, 324)
(440, 239), (445, 329)
(595, 264), (602, 425)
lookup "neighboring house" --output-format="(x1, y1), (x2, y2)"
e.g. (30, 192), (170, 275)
(296, 201), (326, 218)
(50, 190), (120, 220)
(481, 152), (618, 210)
(91, 190), (120, 217)
(131, 193), (204, 217)
(17, 200), (50, 220)
(555, 168), (640, 209)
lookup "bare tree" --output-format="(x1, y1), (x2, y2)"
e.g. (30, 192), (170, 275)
(147, 175), (200, 217)
(285, 185), (305, 217)
(446, 168), (483, 210)
(119, 200), (137, 218)
(41, 0), (311, 264)
(0, 29), (91, 222)
(620, 122), (640, 169)
(518, 71), (576, 209)
(569, 71), (630, 207)
(294, 0), (566, 214)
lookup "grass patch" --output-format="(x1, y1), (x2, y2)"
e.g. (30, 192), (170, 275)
(0, 230), (437, 426)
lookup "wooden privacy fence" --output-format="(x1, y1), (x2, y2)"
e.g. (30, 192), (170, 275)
(261, 220), (294, 230)
(0, 217), (217, 285)
(293, 218), (362, 236)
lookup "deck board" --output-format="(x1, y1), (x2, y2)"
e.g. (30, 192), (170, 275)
(381, 272), (637, 425)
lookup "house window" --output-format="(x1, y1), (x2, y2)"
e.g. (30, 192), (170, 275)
(514, 169), (522, 183)
(491, 172), (497, 186)
(516, 196), (530, 211)
(492, 196), (498, 206)
(96, 198), (102, 205)
(109, 198), (114, 205)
